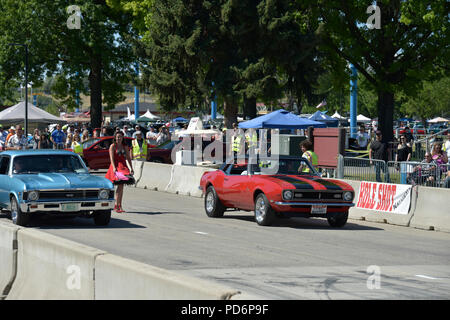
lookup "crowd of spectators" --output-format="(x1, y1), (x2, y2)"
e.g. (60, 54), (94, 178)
(0, 122), (173, 151)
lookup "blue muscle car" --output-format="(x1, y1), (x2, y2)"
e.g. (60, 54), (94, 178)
(0, 150), (115, 226)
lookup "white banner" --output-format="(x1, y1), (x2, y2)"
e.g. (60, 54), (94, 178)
(356, 181), (412, 215)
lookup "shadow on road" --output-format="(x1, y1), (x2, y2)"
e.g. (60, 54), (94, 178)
(125, 211), (185, 216)
(0, 213), (145, 229)
(221, 214), (383, 231)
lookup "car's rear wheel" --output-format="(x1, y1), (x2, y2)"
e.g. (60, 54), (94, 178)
(327, 211), (348, 228)
(10, 196), (30, 227)
(204, 186), (225, 218)
(254, 193), (276, 226)
(93, 210), (111, 226)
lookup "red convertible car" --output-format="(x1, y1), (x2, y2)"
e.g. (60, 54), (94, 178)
(67, 136), (180, 169)
(199, 156), (355, 227)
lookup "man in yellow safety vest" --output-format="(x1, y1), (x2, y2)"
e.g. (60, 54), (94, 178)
(298, 139), (318, 173)
(245, 128), (258, 156)
(132, 131), (148, 161)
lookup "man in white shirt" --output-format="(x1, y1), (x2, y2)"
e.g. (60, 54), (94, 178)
(7, 127), (28, 150)
(146, 127), (158, 144)
(356, 126), (370, 150)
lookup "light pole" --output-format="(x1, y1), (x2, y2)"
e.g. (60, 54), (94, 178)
(9, 43), (29, 136)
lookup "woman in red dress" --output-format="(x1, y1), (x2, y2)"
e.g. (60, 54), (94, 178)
(105, 131), (134, 212)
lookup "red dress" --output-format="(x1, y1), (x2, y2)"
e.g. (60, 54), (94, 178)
(105, 146), (133, 185)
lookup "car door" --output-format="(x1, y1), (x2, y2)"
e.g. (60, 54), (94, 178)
(86, 138), (112, 169)
(221, 164), (250, 209)
(0, 156), (11, 208)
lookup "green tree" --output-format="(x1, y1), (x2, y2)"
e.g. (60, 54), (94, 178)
(310, 0), (449, 142)
(399, 76), (450, 125)
(0, 0), (137, 128)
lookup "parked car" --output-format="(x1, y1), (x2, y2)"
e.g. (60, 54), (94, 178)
(199, 156), (355, 227)
(427, 124), (448, 135)
(394, 126), (426, 136)
(67, 136), (181, 169)
(0, 150), (114, 227)
(412, 124), (427, 135)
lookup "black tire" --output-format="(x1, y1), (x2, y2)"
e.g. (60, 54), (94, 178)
(204, 186), (225, 218)
(254, 193), (276, 226)
(10, 196), (30, 227)
(327, 211), (348, 228)
(93, 210), (111, 226)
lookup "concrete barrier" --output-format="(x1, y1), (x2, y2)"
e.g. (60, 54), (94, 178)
(6, 228), (106, 300)
(344, 179), (420, 227)
(0, 222), (19, 299)
(95, 253), (240, 300)
(410, 186), (450, 232)
(135, 162), (172, 192)
(166, 165), (215, 197)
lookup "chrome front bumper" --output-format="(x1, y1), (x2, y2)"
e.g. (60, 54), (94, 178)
(20, 200), (115, 213)
(274, 202), (355, 207)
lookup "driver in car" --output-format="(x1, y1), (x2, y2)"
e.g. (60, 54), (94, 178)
(13, 158), (26, 174)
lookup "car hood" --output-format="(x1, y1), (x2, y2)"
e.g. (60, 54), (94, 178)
(263, 175), (353, 191)
(15, 173), (112, 190)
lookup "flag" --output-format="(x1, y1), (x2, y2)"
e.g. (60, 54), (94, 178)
(316, 99), (327, 109)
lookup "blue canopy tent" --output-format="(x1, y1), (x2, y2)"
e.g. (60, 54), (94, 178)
(173, 116), (188, 122)
(238, 109), (326, 129)
(308, 111), (339, 127)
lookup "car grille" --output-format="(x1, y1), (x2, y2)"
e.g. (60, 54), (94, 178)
(293, 191), (342, 200)
(24, 190), (114, 200)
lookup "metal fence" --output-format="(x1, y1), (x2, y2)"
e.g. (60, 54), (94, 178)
(339, 156), (450, 188)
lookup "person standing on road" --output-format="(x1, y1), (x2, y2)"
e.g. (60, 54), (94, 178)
(369, 130), (391, 183)
(105, 131), (134, 213)
(132, 131), (148, 161)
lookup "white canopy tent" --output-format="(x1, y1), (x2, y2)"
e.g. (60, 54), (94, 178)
(428, 117), (449, 123)
(331, 111), (346, 120)
(357, 114), (371, 122)
(0, 101), (64, 125)
(139, 109), (160, 120)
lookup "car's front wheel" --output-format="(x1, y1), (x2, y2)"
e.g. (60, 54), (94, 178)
(327, 211), (348, 228)
(93, 210), (111, 226)
(204, 186), (225, 218)
(254, 193), (276, 226)
(10, 196), (30, 227)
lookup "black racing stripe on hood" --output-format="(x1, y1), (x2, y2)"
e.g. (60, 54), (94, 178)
(299, 176), (343, 191)
(271, 175), (314, 190)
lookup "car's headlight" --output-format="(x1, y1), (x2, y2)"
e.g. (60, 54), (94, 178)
(99, 189), (109, 200)
(343, 191), (353, 201)
(283, 190), (293, 200)
(28, 191), (39, 201)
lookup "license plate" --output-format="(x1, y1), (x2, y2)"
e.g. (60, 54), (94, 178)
(61, 203), (78, 212)
(311, 205), (327, 214)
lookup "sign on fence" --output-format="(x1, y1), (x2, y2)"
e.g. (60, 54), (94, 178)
(356, 181), (412, 215)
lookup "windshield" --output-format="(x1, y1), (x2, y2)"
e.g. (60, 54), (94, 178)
(82, 138), (101, 149)
(247, 158), (319, 176)
(13, 155), (89, 174)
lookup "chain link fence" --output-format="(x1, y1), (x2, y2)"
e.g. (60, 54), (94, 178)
(338, 156), (449, 188)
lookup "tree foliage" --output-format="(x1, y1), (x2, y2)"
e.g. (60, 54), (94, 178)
(0, 0), (137, 127)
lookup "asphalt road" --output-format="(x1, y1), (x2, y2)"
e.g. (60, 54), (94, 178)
(1, 185), (450, 299)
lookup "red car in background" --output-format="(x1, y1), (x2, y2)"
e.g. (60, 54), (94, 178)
(67, 136), (180, 170)
(199, 156), (355, 227)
